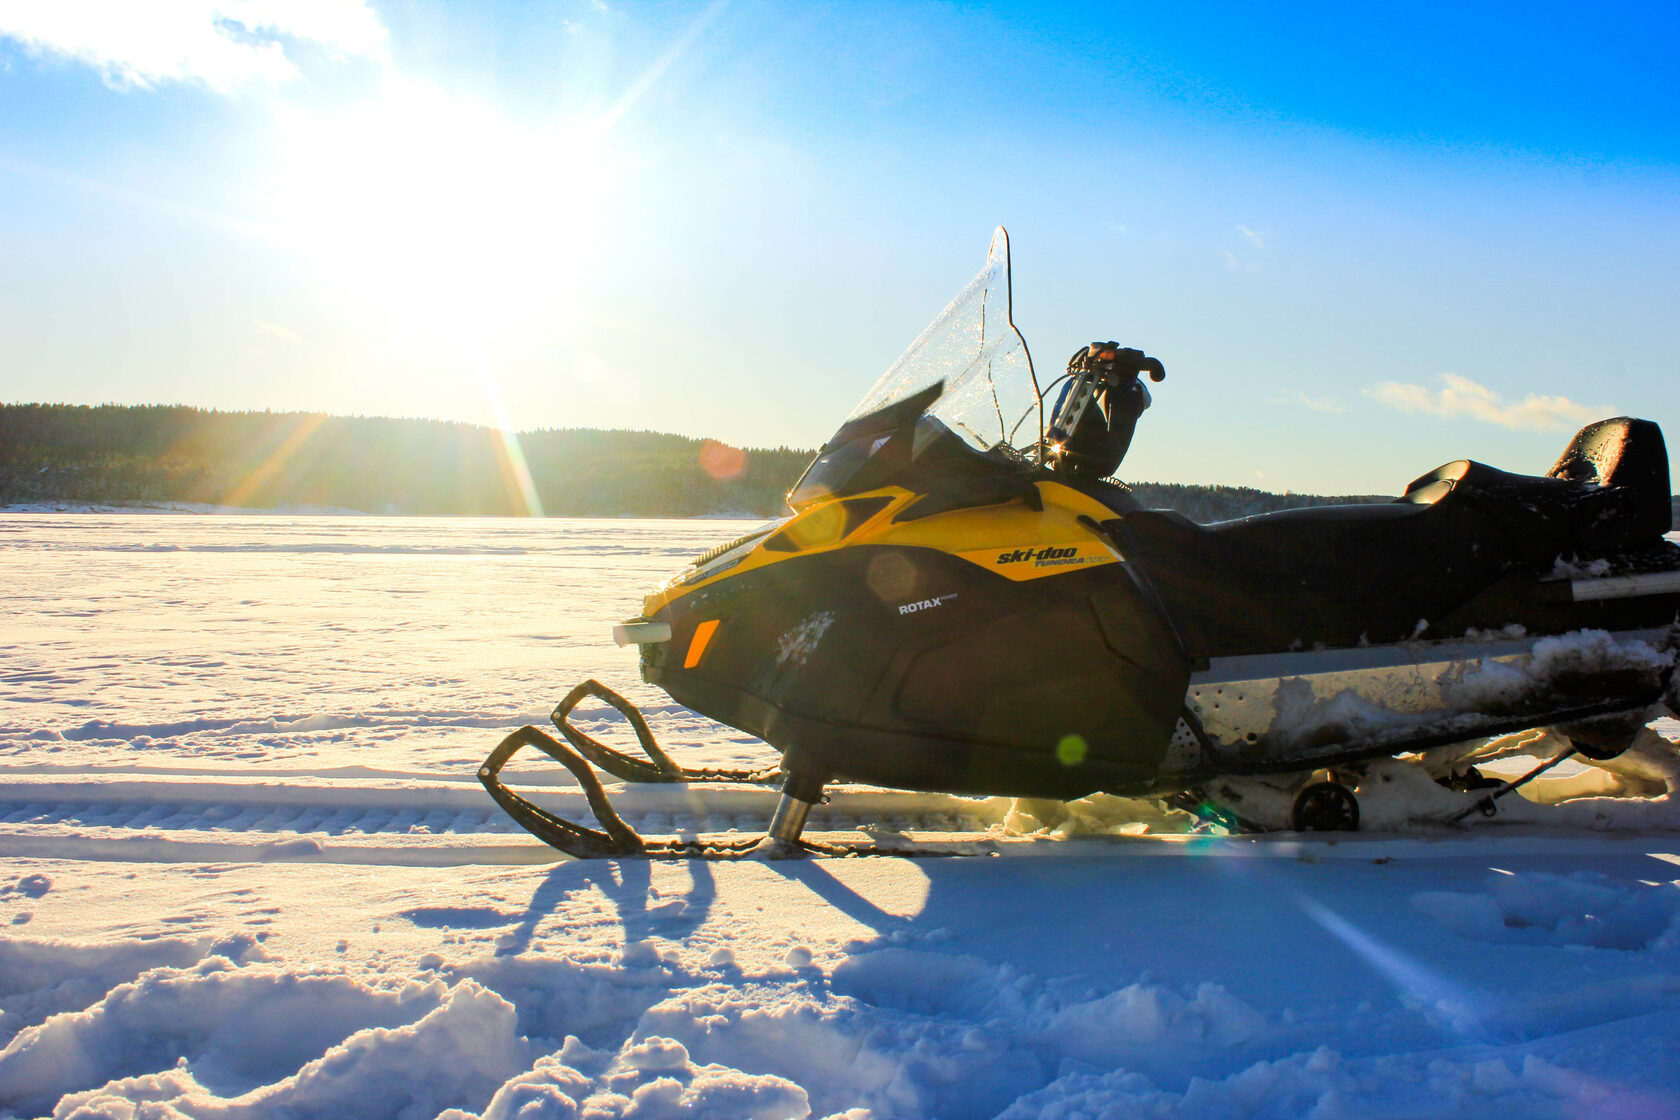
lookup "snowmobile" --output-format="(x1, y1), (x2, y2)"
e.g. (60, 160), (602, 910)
(481, 228), (1680, 857)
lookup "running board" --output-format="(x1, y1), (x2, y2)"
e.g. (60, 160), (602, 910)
(1183, 627), (1674, 770)
(1561, 571), (1680, 602)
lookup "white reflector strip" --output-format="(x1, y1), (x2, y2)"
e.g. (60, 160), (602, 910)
(612, 621), (672, 647)
(1571, 571), (1680, 602)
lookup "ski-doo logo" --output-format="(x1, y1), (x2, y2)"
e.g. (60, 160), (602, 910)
(956, 541), (1115, 580)
(898, 593), (958, 616)
(995, 545), (1079, 567)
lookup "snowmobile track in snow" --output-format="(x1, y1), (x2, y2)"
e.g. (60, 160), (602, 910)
(10, 768), (1680, 867)
(0, 773), (1015, 866)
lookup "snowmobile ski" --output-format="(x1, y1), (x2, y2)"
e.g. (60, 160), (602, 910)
(480, 680), (985, 858)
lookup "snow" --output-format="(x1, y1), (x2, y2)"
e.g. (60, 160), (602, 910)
(1251, 628), (1676, 762)
(1443, 628), (1675, 713)
(4, 512), (1680, 1119)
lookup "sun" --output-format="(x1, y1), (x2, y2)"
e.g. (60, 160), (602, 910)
(265, 78), (623, 516)
(269, 77), (622, 350)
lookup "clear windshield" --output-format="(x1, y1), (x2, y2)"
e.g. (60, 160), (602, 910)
(847, 227), (1041, 456)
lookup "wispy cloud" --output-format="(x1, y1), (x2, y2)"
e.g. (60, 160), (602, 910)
(1271, 389), (1347, 413)
(1365, 373), (1613, 432)
(253, 320), (299, 344)
(0, 0), (387, 90)
(1224, 225), (1270, 273)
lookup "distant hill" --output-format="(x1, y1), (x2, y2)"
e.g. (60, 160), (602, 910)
(3, 403), (1674, 527)
(1123, 481), (1391, 523)
(0, 404), (807, 518)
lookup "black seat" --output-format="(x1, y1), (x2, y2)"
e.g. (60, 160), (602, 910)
(1400, 417), (1671, 559)
(1118, 417), (1672, 658)
(1120, 500), (1514, 657)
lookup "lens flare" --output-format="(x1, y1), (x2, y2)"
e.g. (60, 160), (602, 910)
(1056, 734), (1088, 766)
(700, 440), (747, 481)
(1294, 893), (1498, 1041)
(463, 347), (543, 518)
(221, 413), (327, 509)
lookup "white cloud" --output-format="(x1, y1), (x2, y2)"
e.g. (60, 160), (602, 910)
(253, 319), (299, 344)
(1365, 372), (1613, 431)
(0, 0), (386, 90)
(1236, 224), (1267, 249)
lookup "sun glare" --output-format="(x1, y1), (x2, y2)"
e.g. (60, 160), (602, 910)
(267, 77), (622, 510)
(463, 343), (545, 517)
(271, 78), (620, 349)
(221, 412), (328, 510)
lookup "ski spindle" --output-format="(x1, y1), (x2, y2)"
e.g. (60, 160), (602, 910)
(1449, 748), (1579, 823)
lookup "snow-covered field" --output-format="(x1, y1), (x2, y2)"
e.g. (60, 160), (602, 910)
(3, 512), (1680, 1119)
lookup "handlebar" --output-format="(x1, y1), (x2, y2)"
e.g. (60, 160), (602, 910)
(1045, 342), (1166, 479)
(1069, 342), (1165, 384)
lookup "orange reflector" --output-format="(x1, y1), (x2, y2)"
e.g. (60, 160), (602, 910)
(683, 619), (721, 668)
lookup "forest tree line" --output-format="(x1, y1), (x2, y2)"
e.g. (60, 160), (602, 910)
(0, 404), (808, 517)
(6, 403), (1672, 526)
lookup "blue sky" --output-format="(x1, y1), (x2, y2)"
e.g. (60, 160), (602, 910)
(1, 1), (1676, 494)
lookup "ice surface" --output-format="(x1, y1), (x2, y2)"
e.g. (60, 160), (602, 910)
(0, 513), (774, 779)
(3, 513), (1680, 1119)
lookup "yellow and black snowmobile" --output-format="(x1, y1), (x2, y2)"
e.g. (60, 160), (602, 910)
(481, 229), (1680, 857)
